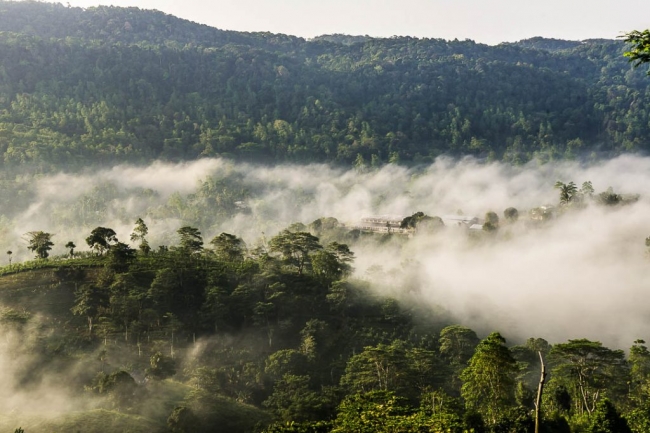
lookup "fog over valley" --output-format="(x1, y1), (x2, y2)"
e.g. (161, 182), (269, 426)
(2, 156), (648, 347)
(2, 2), (650, 431)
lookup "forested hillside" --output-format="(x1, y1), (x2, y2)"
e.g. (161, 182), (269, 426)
(3, 190), (650, 433)
(0, 1), (648, 171)
(1, 135), (648, 433)
(3, 2), (650, 432)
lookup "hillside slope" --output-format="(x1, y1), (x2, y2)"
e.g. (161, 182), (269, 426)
(0, 2), (648, 172)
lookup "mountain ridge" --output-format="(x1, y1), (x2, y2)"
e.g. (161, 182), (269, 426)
(0, 0), (647, 170)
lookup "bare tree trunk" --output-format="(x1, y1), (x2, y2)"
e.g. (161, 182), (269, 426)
(534, 351), (547, 433)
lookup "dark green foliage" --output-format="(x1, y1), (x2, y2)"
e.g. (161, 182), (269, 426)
(65, 241), (76, 257)
(331, 391), (411, 433)
(626, 406), (650, 433)
(210, 233), (247, 262)
(340, 340), (440, 401)
(491, 406), (534, 433)
(400, 212), (444, 233)
(86, 227), (118, 255)
(440, 325), (481, 366)
(92, 370), (138, 410)
(263, 420), (332, 433)
(331, 390), (468, 432)
(461, 332), (518, 425)
(176, 226), (204, 255)
(263, 375), (336, 422)
(0, 3), (646, 170)
(544, 384), (572, 414)
(587, 399), (632, 433)
(71, 283), (108, 336)
(130, 218), (150, 255)
(541, 413), (572, 433)
(623, 30), (650, 73)
(555, 181), (578, 205)
(629, 340), (650, 405)
(400, 212), (426, 229)
(268, 231), (322, 275)
(311, 242), (354, 281)
(24, 231), (54, 259)
(265, 350), (311, 381)
(147, 351), (176, 380)
(167, 406), (201, 433)
(549, 339), (628, 416)
(1, 213), (648, 432)
(106, 242), (136, 272)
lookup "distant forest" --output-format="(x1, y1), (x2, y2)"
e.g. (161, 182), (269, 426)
(0, 1), (648, 171)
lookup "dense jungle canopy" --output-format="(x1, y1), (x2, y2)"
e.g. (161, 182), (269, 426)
(0, 1), (649, 171)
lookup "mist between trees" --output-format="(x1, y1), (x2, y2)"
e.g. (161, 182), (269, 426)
(1, 155), (650, 432)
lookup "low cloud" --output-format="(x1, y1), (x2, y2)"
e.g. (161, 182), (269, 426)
(2, 155), (650, 348)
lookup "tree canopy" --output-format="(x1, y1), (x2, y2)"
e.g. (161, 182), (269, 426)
(0, 2), (647, 170)
(624, 30), (650, 73)
(24, 231), (54, 259)
(1, 217), (649, 433)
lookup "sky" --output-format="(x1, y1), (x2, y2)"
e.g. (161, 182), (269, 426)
(35, 0), (650, 45)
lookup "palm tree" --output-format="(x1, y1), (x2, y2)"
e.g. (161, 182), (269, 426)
(554, 181), (577, 205)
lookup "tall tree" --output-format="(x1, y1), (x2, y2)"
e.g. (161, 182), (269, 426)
(587, 399), (632, 433)
(440, 325), (481, 367)
(210, 232), (247, 261)
(581, 181), (595, 197)
(71, 283), (107, 336)
(130, 217), (151, 255)
(107, 242), (137, 272)
(549, 339), (627, 416)
(439, 325), (480, 392)
(460, 332), (518, 425)
(24, 231), (54, 259)
(86, 227), (118, 255)
(268, 230), (322, 275)
(341, 340), (439, 401)
(554, 181), (578, 205)
(311, 242), (354, 281)
(629, 339), (650, 404)
(176, 226), (203, 255)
